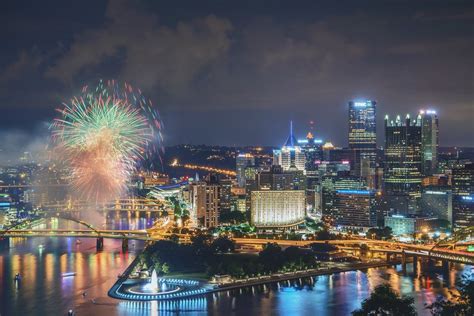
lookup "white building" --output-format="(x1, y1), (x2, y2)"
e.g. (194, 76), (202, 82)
(251, 190), (306, 228)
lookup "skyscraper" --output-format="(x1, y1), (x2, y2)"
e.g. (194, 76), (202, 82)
(421, 189), (452, 223)
(348, 100), (377, 187)
(298, 123), (323, 171)
(452, 163), (474, 228)
(189, 181), (220, 228)
(331, 189), (377, 228)
(273, 121), (306, 171)
(383, 113), (423, 214)
(236, 153), (255, 187)
(419, 110), (439, 175)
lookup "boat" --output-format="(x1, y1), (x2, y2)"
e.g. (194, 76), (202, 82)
(14, 273), (21, 281)
(75, 240), (82, 244)
(62, 272), (76, 277)
(38, 244), (44, 249)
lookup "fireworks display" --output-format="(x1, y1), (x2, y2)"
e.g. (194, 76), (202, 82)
(51, 80), (163, 202)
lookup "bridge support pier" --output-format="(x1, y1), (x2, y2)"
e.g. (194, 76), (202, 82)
(96, 237), (104, 251)
(442, 259), (449, 272)
(122, 239), (129, 252)
(413, 255), (419, 272)
(427, 257), (435, 269)
(0, 237), (9, 250)
(401, 251), (407, 271)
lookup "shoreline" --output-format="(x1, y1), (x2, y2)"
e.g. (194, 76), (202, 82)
(211, 261), (399, 293)
(109, 259), (401, 301)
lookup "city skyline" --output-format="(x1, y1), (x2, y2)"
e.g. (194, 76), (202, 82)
(1, 0), (473, 147)
(0, 2), (473, 315)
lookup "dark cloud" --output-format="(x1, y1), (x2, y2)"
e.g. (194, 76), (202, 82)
(0, 50), (43, 83)
(0, 0), (473, 147)
(46, 0), (233, 94)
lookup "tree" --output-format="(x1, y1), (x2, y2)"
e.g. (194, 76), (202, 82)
(427, 274), (473, 316)
(211, 236), (235, 253)
(259, 243), (283, 272)
(305, 218), (325, 232)
(191, 233), (213, 256)
(367, 227), (393, 240)
(161, 263), (170, 274)
(153, 262), (162, 274)
(219, 211), (247, 224)
(315, 229), (334, 240)
(352, 284), (417, 316)
(430, 219), (451, 233)
(310, 242), (338, 253)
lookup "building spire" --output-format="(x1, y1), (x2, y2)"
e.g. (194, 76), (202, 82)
(284, 120), (297, 147)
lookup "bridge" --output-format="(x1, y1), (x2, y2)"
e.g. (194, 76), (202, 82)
(42, 198), (170, 214)
(2, 211), (472, 264)
(0, 212), (179, 251)
(232, 236), (474, 265)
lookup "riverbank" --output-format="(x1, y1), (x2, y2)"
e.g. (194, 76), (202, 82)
(108, 258), (401, 301)
(211, 260), (399, 292)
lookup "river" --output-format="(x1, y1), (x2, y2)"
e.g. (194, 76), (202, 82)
(0, 216), (471, 315)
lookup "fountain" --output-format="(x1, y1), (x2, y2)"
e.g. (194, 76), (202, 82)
(120, 269), (205, 300)
(150, 269), (158, 292)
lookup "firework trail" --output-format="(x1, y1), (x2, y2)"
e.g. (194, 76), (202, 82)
(51, 80), (164, 202)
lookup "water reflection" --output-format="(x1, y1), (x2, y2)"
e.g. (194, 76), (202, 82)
(0, 215), (472, 315)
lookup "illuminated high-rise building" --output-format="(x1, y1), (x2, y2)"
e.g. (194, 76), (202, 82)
(189, 182), (220, 228)
(273, 121), (306, 172)
(218, 178), (232, 214)
(419, 110), (439, 175)
(236, 153), (255, 187)
(330, 190), (377, 228)
(321, 175), (367, 217)
(348, 100), (377, 187)
(298, 122), (323, 171)
(452, 163), (474, 228)
(421, 189), (452, 223)
(251, 190), (305, 228)
(383, 113), (423, 214)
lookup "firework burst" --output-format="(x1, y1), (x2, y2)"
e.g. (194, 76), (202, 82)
(51, 80), (163, 202)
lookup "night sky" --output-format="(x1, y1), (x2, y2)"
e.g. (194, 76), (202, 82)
(1, 0), (473, 147)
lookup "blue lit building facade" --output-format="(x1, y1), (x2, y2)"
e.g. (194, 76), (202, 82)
(385, 215), (435, 236)
(273, 121), (306, 172)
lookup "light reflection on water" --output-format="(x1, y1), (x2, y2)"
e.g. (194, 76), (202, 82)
(0, 215), (472, 315)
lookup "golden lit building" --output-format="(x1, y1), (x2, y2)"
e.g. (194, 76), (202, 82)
(251, 190), (305, 228)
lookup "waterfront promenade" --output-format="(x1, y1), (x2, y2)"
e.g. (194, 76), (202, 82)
(109, 257), (401, 301)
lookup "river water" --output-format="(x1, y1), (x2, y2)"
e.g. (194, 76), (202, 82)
(0, 216), (471, 316)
